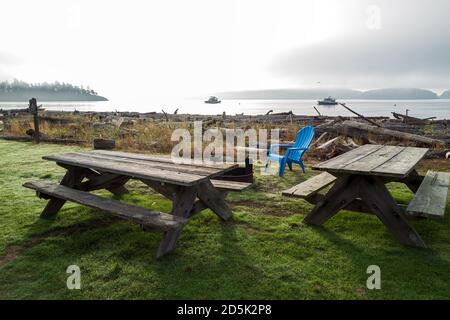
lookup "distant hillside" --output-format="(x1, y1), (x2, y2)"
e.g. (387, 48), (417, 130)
(360, 88), (438, 99)
(217, 88), (441, 100)
(440, 90), (450, 99)
(218, 88), (363, 100)
(0, 80), (108, 102)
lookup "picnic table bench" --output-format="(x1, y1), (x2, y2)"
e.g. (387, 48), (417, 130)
(23, 150), (251, 258)
(283, 144), (450, 248)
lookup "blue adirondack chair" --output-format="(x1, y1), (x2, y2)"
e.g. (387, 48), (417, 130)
(266, 126), (315, 177)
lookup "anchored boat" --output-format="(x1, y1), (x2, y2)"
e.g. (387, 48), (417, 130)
(318, 97), (338, 105)
(204, 96), (221, 104)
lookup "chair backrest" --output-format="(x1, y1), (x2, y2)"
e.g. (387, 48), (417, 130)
(288, 126), (315, 160)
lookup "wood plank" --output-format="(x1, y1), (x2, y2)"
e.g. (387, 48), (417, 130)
(313, 144), (384, 171)
(90, 150), (238, 171)
(373, 147), (429, 178)
(23, 181), (187, 231)
(210, 179), (252, 191)
(282, 172), (336, 198)
(342, 146), (405, 174)
(75, 152), (228, 177)
(407, 171), (450, 219)
(43, 153), (206, 186)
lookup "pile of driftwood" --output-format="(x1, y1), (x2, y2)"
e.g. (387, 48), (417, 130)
(1, 103), (448, 161)
(316, 119), (445, 147)
(310, 105), (448, 160)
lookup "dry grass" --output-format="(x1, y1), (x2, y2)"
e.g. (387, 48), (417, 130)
(1, 113), (302, 154)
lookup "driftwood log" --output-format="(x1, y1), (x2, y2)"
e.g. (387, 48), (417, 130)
(339, 103), (381, 127)
(392, 112), (436, 125)
(342, 121), (445, 147)
(319, 120), (445, 147)
(0, 135), (85, 144)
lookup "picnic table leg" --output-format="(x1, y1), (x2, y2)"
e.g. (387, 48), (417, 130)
(82, 170), (130, 196)
(40, 167), (85, 219)
(304, 175), (360, 225)
(359, 176), (426, 248)
(305, 174), (426, 247)
(196, 180), (232, 220)
(157, 186), (197, 258)
(105, 178), (130, 196)
(141, 179), (176, 201)
(401, 169), (424, 193)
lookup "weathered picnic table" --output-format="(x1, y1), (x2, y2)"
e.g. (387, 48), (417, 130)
(283, 144), (450, 248)
(23, 150), (251, 258)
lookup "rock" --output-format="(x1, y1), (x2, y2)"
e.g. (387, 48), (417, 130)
(26, 128), (35, 137)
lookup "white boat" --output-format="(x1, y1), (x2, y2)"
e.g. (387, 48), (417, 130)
(204, 96), (221, 104)
(318, 97), (338, 105)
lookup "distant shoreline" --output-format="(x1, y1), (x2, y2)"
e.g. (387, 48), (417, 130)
(217, 88), (450, 100)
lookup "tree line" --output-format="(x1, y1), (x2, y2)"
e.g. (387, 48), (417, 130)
(0, 79), (99, 96)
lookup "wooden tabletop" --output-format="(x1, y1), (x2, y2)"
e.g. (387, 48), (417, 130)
(313, 144), (428, 178)
(43, 150), (238, 186)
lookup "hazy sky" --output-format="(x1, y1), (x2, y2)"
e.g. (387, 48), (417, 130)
(1, 0), (449, 103)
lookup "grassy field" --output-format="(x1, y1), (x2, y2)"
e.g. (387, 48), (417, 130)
(0, 140), (449, 299)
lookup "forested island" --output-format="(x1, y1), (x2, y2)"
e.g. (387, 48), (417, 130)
(0, 80), (108, 101)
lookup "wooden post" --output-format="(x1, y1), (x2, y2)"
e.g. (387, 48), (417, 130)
(314, 106), (322, 117)
(29, 98), (40, 144)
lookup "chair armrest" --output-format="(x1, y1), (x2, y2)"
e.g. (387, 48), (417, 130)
(269, 143), (294, 154)
(287, 147), (308, 151)
(285, 147), (308, 156)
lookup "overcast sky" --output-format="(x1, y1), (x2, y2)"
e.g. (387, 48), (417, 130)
(1, 0), (449, 103)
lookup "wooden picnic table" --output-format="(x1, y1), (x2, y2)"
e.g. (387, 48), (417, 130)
(284, 144), (432, 247)
(23, 150), (251, 258)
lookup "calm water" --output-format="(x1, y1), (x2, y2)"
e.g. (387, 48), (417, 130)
(1, 99), (450, 119)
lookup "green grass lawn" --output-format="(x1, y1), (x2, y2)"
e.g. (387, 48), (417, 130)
(0, 140), (449, 299)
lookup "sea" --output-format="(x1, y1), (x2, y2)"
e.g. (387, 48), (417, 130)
(1, 99), (450, 119)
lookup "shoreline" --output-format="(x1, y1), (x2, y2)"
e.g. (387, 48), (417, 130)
(2, 98), (450, 115)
